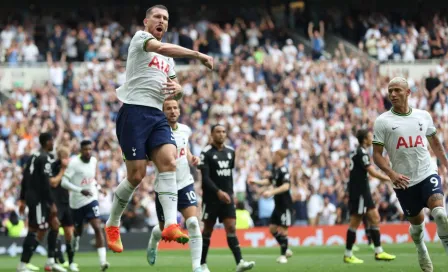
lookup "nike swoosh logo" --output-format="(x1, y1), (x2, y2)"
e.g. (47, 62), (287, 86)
(392, 127), (399, 130)
(432, 188), (439, 191)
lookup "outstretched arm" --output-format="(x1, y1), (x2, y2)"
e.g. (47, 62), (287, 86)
(145, 39), (213, 69)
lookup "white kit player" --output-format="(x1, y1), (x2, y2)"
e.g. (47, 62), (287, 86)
(105, 4), (213, 253)
(148, 99), (203, 272)
(372, 77), (448, 272)
(61, 140), (109, 271)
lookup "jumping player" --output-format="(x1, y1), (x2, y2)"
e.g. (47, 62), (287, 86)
(105, 4), (213, 253)
(373, 77), (448, 272)
(147, 99), (203, 272)
(198, 125), (255, 272)
(61, 140), (109, 271)
(249, 149), (294, 264)
(343, 129), (396, 264)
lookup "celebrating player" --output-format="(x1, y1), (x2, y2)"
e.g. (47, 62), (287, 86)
(373, 77), (448, 272)
(343, 129), (396, 264)
(61, 140), (109, 271)
(49, 146), (79, 271)
(147, 99), (203, 272)
(248, 149), (294, 264)
(105, 4), (213, 253)
(17, 132), (66, 272)
(198, 125), (255, 272)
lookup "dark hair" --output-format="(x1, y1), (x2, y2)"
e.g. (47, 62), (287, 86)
(146, 5), (168, 16)
(80, 140), (92, 148)
(211, 124), (225, 133)
(39, 132), (53, 146)
(356, 129), (369, 145)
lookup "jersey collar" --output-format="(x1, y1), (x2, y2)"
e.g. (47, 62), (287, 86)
(391, 107), (412, 116)
(172, 124), (179, 131)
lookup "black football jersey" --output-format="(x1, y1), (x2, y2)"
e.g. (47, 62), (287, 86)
(348, 147), (371, 196)
(270, 165), (293, 209)
(198, 144), (235, 203)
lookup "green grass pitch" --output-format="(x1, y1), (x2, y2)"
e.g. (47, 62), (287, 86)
(1, 243), (446, 271)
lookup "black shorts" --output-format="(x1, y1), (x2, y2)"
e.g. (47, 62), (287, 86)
(57, 203), (74, 227)
(349, 193), (375, 215)
(201, 201), (236, 223)
(28, 202), (50, 230)
(270, 207), (294, 227)
(394, 174), (444, 217)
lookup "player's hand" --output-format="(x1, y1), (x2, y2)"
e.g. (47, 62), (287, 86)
(191, 156), (200, 166)
(217, 190), (231, 204)
(198, 53), (214, 70)
(248, 180), (257, 185)
(81, 189), (93, 197)
(163, 77), (183, 99)
(18, 200), (26, 216)
(262, 190), (273, 198)
(388, 172), (410, 189)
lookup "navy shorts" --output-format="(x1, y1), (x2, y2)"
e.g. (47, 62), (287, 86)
(156, 184), (198, 222)
(394, 174), (444, 217)
(72, 200), (100, 227)
(116, 103), (176, 161)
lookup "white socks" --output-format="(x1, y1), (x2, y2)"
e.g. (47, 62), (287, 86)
(409, 222), (428, 253)
(106, 178), (136, 227)
(431, 207), (448, 255)
(149, 224), (162, 248)
(186, 217), (202, 270)
(97, 247), (107, 265)
(155, 172), (178, 227)
(344, 249), (352, 258)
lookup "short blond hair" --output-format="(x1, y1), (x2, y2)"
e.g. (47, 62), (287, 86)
(275, 149), (289, 159)
(388, 77), (409, 89)
(57, 146), (70, 159)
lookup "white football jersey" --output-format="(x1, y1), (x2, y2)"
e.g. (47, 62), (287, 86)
(373, 108), (438, 187)
(63, 156), (99, 209)
(116, 31), (176, 111)
(155, 123), (194, 190)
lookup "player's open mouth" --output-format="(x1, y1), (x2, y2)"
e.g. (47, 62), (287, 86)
(156, 26), (163, 32)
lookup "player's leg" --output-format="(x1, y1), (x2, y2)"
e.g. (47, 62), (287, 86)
(344, 214), (364, 264)
(147, 194), (165, 266)
(344, 196), (365, 264)
(45, 205), (66, 272)
(87, 201), (108, 270)
(200, 203), (218, 272)
(181, 203), (202, 272)
(362, 215), (373, 248)
(106, 104), (149, 252)
(151, 136), (185, 244)
(365, 208), (395, 261)
(395, 184), (432, 271)
(269, 208), (292, 263)
(424, 175), (448, 255)
(222, 207), (255, 271)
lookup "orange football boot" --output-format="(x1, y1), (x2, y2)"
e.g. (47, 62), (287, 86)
(104, 226), (123, 253)
(161, 224), (189, 244)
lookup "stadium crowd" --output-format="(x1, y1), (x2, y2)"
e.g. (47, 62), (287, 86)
(2, 9), (448, 236)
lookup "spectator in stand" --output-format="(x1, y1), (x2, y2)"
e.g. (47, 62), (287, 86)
(308, 21), (325, 60)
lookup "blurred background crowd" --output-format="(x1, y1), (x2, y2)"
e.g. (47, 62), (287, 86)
(1, 1), (448, 236)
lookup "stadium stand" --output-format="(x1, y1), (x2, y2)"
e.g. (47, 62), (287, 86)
(1, 3), (448, 236)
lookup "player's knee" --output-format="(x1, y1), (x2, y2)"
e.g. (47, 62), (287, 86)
(127, 170), (145, 184)
(269, 225), (277, 234)
(225, 225), (236, 234)
(186, 217), (200, 233)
